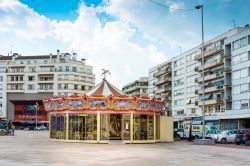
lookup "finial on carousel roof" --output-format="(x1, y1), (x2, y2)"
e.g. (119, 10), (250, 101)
(101, 68), (111, 80)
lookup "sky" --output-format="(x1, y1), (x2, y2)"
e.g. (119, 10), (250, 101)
(0, 0), (249, 88)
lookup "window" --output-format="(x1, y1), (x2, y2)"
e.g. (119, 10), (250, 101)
(241, 84), (249, 93)
(187, 75), (196, 83)
(174, 58), (184, 67)
(233, 37), (248, 50)
(64, 84), (68, 89)
(0, 76), (3, 81)
(186, 52), (196, 62)
(66, 66), (69, 72)
(81, 86), (85, 90)
(241, 100), (249, 109)
(58, 84), (62, 89)
(59, 66), (62, 72)
(186, 86), (196, 94)
(29, 67), (36, 73)
(0, 93), (2, 98)
(44, 60), (48, 64)
(174, 78), (184, 87)
(186, 64), (198, 73)
(72, 67), (77, 72)
(174, 99), (184, 106)
(232, 68), (248, 80)
(28, 76), (35, 81)
(74, 84), (78, 90)
(0, 102), (2, 107)
(174, 68), (184, 76)
(28, 84), (35, 90)
(174, 88), (184, 96)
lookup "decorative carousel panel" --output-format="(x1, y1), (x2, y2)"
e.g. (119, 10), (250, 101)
(151, 102), (164, 111)
(51, 100), (64, 109)
(88, 99), (108, 108)
(66, 99), (84, 109)
(113, 100), (132, 109)
(136, 100), (150, 110)
(44, 102), (51, 111)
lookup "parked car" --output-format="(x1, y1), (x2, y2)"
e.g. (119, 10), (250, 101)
(205, 130), (221, 142)
(176, 128), (184, 139)
(34, 125), (47, 131)
(235, 129), (250, 146)
(217, 130), (237, 144)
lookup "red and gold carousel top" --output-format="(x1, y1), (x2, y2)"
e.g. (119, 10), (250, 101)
(43, 78), (165, 113)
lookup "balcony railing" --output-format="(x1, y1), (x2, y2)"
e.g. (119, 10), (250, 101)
(198, 59), (223, 71)
(195, 47), (223, 60)
(153, 67), (171, 77)
(154, 77), (171, 86)
(198, 85), (223, 94)
(198, 73), (223, 82)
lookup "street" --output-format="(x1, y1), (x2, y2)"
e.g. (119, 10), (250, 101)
(0, 131), (250, 166)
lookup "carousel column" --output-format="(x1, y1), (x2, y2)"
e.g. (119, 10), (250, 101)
(130, 112), (133, 143)
(97, 111), (100, 142)
(154, 113), (156, 141)
(66, 112), (69, 140)
(49, 113), (51, 139)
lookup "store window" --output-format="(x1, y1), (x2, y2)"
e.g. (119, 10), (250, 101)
(50, 114), (66, 139)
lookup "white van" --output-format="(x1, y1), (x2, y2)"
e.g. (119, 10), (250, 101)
(183, 121), (218, 139)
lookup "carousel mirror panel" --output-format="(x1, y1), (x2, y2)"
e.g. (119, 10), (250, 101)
(133, 114), (154, 140)
(50, 114), (66, 139)
(68, 114), (97, 140)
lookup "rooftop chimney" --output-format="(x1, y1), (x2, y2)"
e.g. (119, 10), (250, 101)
(81, 58), (85, 64)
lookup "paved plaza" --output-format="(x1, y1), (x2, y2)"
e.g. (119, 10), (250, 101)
(0, 131), (250, 166)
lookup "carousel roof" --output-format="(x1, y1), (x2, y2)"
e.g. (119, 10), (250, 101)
(86, 79), (126, 97)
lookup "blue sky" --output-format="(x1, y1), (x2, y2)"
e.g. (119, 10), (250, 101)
(0, 0), (249, 87)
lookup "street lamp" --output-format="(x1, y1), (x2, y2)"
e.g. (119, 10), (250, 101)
(35, 102), (39, 129)
(195, 5), (205, 140)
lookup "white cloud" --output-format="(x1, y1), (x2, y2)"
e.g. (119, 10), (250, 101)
(0, 1), (168, 88)
(0, 0), (52, 39)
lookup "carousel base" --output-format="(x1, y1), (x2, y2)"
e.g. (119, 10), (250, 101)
(49, 139), (161, 144)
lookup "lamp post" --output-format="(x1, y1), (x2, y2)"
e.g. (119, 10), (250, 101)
(35, 102), (39, 129)
(195, 5), (205, 139)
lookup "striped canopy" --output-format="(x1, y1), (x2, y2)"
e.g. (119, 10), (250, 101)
(86, 79), (125, 97)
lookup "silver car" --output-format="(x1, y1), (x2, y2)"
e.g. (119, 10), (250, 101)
(217, 130), (238, 144)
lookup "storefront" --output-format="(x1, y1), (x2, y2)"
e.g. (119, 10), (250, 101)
(43, 79), (171, 143)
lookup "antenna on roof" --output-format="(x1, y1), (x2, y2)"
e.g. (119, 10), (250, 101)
(231, 19), (236, 28)
(179, 46), (182, 55)
(8, 45), (13, 56)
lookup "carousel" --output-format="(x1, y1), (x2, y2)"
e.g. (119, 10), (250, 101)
(43, 71), (172, 143)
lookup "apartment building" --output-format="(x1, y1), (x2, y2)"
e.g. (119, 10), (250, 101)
(122, 77), (148, 97)
(0, 50), (95, 122)
(171, 48), (200, 127)
(148, 25), (250, 128)
(148, 60), (172, 116)
(195, 26), (249, 128)
(220, 26), (250, 129)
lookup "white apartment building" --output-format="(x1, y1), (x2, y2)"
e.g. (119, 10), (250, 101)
(0, 50), (95, 122)
(148, 60), (172, 116)
(171, 48), (200, 127)
(221, 25), (250, 129)
(122, 77), (148, 97)
(149, 25), (250, 129)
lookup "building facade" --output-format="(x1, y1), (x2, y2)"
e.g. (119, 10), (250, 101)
(148, 60), (172, 116)
(171, 48), (200, 127)
(149, 25), (250, 129)
(122, 77), (148, 97)
(221, 26), (250, 129)
(0, 50), (95, 123)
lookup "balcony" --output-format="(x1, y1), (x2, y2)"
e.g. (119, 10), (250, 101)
(195, 48), (223, 60)
(153, 67), (171, 77)
(198, 59), (223, 71)
(154, 77), (171, 86)
(198, 73), (223, 82)
(198, 85), (223, 94)
(155, 87), (171, 94)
